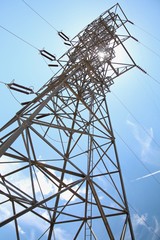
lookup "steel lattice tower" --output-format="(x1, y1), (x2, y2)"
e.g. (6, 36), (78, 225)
(0, 4), (137, 239)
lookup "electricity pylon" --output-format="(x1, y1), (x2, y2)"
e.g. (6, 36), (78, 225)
(0, 4), (137, 239)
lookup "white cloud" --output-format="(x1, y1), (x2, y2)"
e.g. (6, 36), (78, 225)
(54, 227), (71, 240)
(18, 224), (25, 235)
(133, 213), (147, 228)
(126, 120), (155, 163)
(0, 205), (12, 222)
(60, 178), (85, 202)
(132, 213), (160, 240)
(35, 170), (56, 195)
(0, 156), (85, 239)
(0, 156), (20, 174)
(152, 216), (160, 240)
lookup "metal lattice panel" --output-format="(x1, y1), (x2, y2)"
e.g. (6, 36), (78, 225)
(0, 4), (136, 239)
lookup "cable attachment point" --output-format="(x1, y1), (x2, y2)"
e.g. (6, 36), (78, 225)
(58, 31), (71, 46)
(40, 49), (56, 61)
(7, 82), (34, 94)
(136, 65), (147, 74)
(36, 113), (51, 119)
(48, 64), (59, 67)
(131, 36), (139, 42)
(127, 20), (134, 25)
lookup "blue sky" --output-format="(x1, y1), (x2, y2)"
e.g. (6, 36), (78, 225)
(1, 0), (160, 239)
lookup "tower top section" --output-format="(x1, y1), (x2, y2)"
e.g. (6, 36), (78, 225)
(38, 3), (136, 98)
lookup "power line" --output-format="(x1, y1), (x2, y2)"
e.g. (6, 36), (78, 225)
(147, 73), (160, 86)
(96, 150), (160, 239)
(114, 129), (160, 185)
(21, 0), (71, 46)
(136, 65), (160, 86)
(0, 80), (35, 105)
(0, 24), (39, 51)
(21, 0), (58, 32)
(129, 203), (160, 240)
(133, 23), (160, 43)
(112, 91), (160, 148)
(0, 81), (7, 85)
(0, 23), (59, 69)
(131, 34), (160, 60)
(7, 87), (22, 105)
(139, 41), (160, 60)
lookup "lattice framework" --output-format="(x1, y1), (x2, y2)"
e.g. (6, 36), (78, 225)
(0, 4), (136, 239)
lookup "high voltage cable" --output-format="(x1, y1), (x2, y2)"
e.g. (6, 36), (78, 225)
(96, 154), (160, 239)
(0, 24), (39, 51)
(21, 0), (58, 32)
(0, 80), (33, 106)
(129, 21), (160, 59)
(21, 0), (71, 50)
(114, 129), (160, 185)
(7, 87), (22, 105)
(137, 65), (160, 86)
(133, 23), (160, 43)
(0, 80), (7, 85)
(147, 73), (160, 86)
(21, 0), (71, 44)
(0, 80), (21, 105)
(70, 118), (160, 237)
(72, 130), (160, 238)
(112, 91), (160, 150)
(1, 5), (159, 238)
(0, 23), (59, 62)
(139, 41), (160, 59)
(128, 203), (160, 239)
(144, 76), (160, 114)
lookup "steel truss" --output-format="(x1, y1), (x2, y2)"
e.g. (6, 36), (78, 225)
(0, 4), (136, 239)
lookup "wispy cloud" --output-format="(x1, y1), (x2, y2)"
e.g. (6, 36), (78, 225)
(132, 213), (160, 239)
(18, 224), (25, 235)
(152, 216), (160, 240)
(0, 155), (86, 239)
(132, 213), (148, 228)
(126, 120), (158, 164)
(135, 170), (160, 181)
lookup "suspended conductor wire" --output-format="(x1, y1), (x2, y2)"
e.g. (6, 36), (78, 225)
(129, 22), (160, 59)
(0, 80), (22, 105)
(41, 55), (55, 74)
(128, 203), (160, 239)
(21, 0), (71, 48)
(112, 91), (160, 149)
(0, 80), (7, 85)
(21, 0), (58, 32)
(133, 23), (160, 43)
(40, 125), (67, 143)
(0, 23), (57, 81)
(96, 157), (160, 239)
(8, 88), (21, 104)
(0, 22), (57, 62)
(94, 136), (160, 238)
(114, 129), (160, 185)
(0, 24), (39, 51)
(147, 73), (160, 85)
(136, 66), (160, 86)
(143, 76), (160, 114)
(139, 41), (160, 59)
(0, 80), (35, 105)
